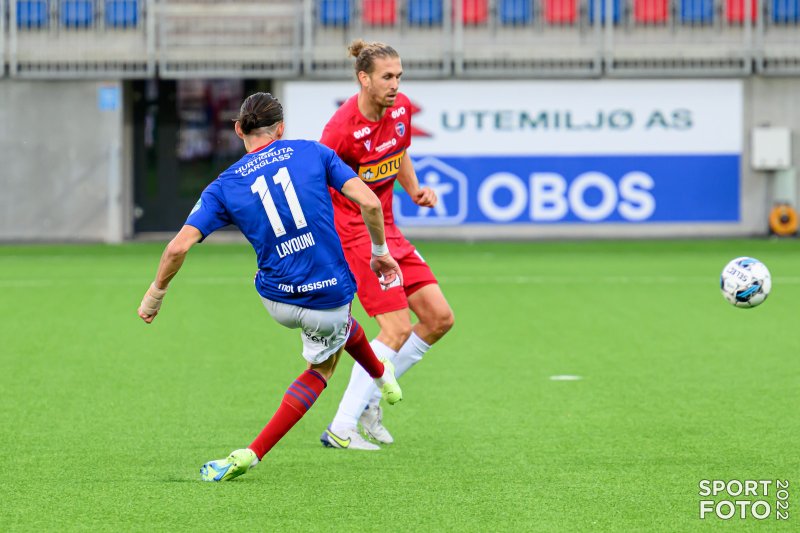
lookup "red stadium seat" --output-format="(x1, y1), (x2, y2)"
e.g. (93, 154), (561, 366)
(363, 0), (396, 25)
(544, 0), (577, 23)
(459, 0), (489, 24)
(727, 0), (758, 21)
(634, 0), (669, 22)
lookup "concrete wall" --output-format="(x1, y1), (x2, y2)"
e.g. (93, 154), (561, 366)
(0, 77), (798, 242)
(0, 80), (129, 242)
(745, 78), (800, 231)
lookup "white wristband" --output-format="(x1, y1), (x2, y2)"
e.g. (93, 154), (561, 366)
(149, 282), (167, 299)
(371, 242), (389, 256)
(140, 282), (167, 315)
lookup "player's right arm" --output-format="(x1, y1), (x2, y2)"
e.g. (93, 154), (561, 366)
(340, 177), (402, 289)
(138, 225), (202, 323)
(138, 180), (231, 323)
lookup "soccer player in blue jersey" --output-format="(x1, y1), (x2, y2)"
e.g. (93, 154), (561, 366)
(137, 92), (403, 482)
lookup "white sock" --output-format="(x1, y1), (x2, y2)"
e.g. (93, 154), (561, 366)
(330, 339), (397, 432)
(368, 333), (431, 404)
(394, 332), (430, 378)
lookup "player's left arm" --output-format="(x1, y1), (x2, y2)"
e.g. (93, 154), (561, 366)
(137, 225), (203, 324)
(396, 153), (437, 208)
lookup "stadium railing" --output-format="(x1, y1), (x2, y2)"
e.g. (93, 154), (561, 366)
(9, 0), (154, 78)
(2, 0), (799, 78)
(602, 0), (757, 76)
(1, 0), (5, 77)
(156, 0), (301, 78)
(305, 0), (454, 77)
(453, 0), (603, 77)
(756, 0), (800, 73)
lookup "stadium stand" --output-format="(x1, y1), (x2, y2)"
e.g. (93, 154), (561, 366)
(319, 0), (351, 25)
(1, 1), (4, 75)
(633, 0), (669, 23)
(588, 0), (623, 23)
(308, 0), (452, 77)
(157, 1), (301, 78)
(772, 0), (800, 21)
(407, 0), (443, 25)
(16, 0), (48, 28)
(60, 0), (94, 28)
(363, 0), (397, 24)
(726, 0), (758, 21)
(10, 0), (152, 77)
(680, 0), (714, 24)
(456, 0), (600, 77)
(544, 0), (578, 23)
(460, 0), (489, 24)
(1, 0), (799, 78)
(498, 0), (534, 24)
(105, 0), (139, 28)
(759, 0), (800, 73)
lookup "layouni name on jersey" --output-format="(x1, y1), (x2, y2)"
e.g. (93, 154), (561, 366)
(276, 231), (316, 258)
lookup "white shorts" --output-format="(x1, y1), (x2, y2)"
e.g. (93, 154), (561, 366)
(261, 297), (351, 364)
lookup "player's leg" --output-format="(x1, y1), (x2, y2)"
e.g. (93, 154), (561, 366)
(322, 242), (411, 449)
(360, 247), (453, 443)
(383, 243), (453, 380)
(395, 283), (454, 377)
(325, 308), (411, 448)
(201, 354), (337, 482)
(345, 318), (402, 403)
(201, 300), (349, 480)
(246, 351), (339, 460)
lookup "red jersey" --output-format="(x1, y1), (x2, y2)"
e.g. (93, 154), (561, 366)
(320, 93), (412, 245)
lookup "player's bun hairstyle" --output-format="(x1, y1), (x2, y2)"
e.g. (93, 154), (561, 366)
(235, 92), (283, 135)
(347, 39), (399, 75)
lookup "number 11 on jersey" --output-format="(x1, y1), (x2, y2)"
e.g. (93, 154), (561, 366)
(251, 167), (308, 237)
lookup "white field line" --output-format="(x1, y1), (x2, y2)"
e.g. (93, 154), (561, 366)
(549, 375), (583, 381)
(2, 275), (800, 288)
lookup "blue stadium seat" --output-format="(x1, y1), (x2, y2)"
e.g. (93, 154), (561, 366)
(499, 0), (533, 24)
(407, 0), (443, 25)
(105, 0), (138, 28)
(680, 0), (714, 23)
(17, 0), (49, 28)
(318, 0), (351, 25)
(772, 0), (800, 22)
(588, 0), (622, 23)
(61, 0), (93, 27)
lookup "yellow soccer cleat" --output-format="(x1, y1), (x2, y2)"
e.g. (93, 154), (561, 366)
(200, 448), (258, 482)
(377, 359), (402, 405)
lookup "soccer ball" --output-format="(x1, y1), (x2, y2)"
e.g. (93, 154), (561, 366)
(720, 257), (772, 308)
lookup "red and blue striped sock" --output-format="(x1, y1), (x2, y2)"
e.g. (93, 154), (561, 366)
(345, 318), (385, 378)
(248, 369), (327, 459)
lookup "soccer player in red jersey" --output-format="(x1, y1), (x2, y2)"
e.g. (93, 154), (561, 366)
(319, 40), (455, 450)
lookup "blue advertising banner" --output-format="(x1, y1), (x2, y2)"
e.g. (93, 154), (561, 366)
(393, 155), (740, 225)
(283, 80), (743, 228)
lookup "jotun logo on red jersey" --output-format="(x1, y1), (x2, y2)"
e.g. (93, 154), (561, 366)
(358, 150), (405, 183)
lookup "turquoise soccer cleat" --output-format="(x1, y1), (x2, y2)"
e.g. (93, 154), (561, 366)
(200, 448), (258, 482)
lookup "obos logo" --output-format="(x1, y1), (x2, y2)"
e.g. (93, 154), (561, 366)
(394, 157), (467, 226)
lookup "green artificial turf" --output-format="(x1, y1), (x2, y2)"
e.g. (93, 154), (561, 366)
(1, 239), (798, 531)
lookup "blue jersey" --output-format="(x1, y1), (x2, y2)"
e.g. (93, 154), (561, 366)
(186, 139), (359, 310)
